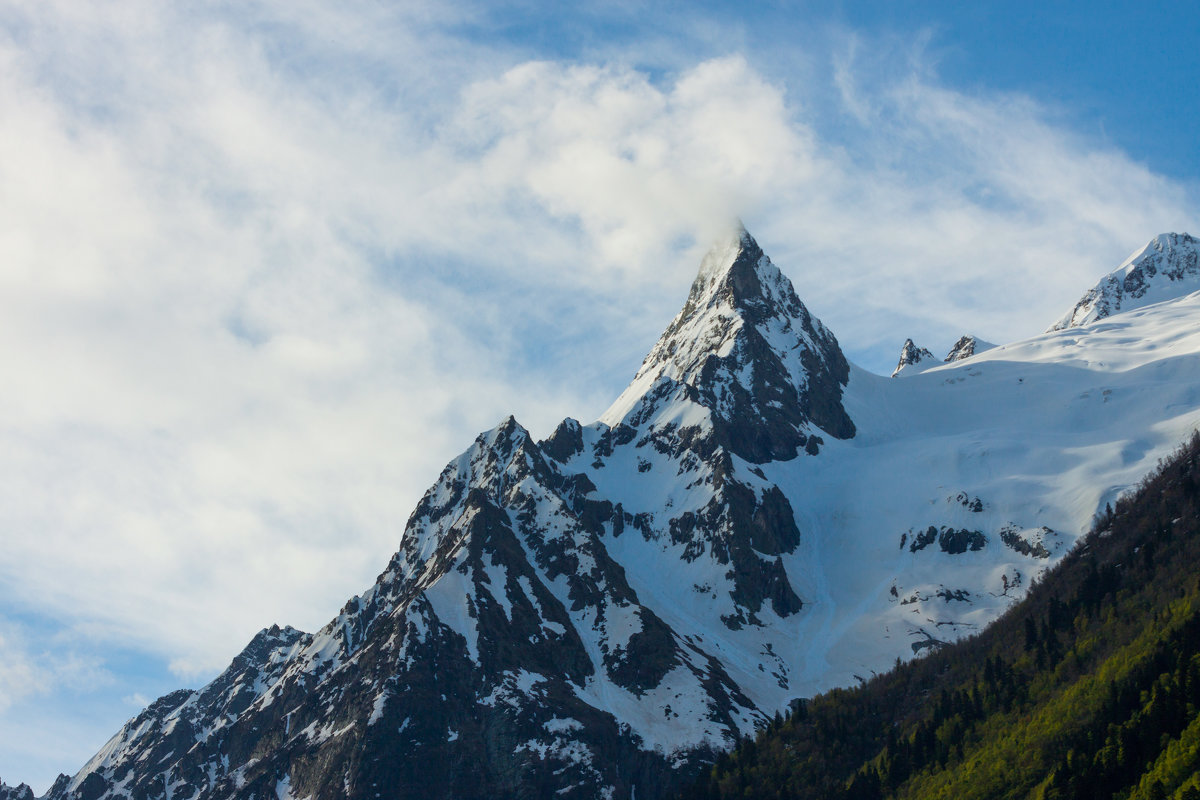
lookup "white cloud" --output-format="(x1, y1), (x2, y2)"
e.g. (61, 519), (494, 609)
(0, 3), (1196, 783)
(122, 693), (150, 708)
(448, 55), (811, 277)
(0, 619), (112, 713)
(0, 627), (47, 714)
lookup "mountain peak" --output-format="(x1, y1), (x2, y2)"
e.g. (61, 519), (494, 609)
(944, 334), (995, 363)
(687, 224), (796, 325)
(891, 338), (936, 378)
(603, 226), (854, 462)
(1050, 232), (1199, 331)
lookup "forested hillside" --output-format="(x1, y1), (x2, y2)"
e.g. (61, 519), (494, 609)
(686, 430), (1200, 800)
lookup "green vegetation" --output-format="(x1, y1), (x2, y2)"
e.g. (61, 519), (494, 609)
(682, 431), (1200, 800)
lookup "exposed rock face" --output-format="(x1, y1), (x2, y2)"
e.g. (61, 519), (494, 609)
(891, 338), (936, 377)
(999, 524), (1057, 559)
(1050, 232), (1200, 331)
(945, 336), (976, 362)
(944, 335), (995, 362)
(906, 525), (986, 554)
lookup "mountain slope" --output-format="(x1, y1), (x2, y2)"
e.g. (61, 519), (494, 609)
(687, 429), (1200, 800)
(50, 418), (755, 800)
(33, 229), (1200, 800)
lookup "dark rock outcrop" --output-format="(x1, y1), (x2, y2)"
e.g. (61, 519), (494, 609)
(944, 335), (994, 362)
(891, 338), (935, 377)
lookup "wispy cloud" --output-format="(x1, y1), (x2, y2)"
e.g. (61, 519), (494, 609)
(0, 618), (112, 713)
(751, 35), (1196, 363)
(0, 625), (48, 714)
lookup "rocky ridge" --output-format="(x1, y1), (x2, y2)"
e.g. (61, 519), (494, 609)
(0, 782), (34, 800)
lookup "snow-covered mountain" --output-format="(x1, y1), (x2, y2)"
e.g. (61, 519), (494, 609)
(943, 334), (994, 363)
(33, 229), (1200, 800)
(890, 339), (936, 378)
(1050, 232), (1200, 331)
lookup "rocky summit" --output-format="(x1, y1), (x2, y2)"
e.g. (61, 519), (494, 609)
(943, 335), (993, 363)
(31, 229), (1200, 800)
(1050, 232), (1200, 331)
(890, 338), (935, 377)
(602, 223), (854, 461)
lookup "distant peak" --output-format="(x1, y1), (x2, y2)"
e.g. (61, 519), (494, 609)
(1151, 231), (1196, 250)
(1050, 232), (1200, 331)
(945, 336), (976, 362)
(944, 335), (995, 363)
(481, 414), (534, 456)
(891, 338), (935, 378)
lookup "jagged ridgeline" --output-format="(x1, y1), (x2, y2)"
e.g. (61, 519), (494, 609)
(686, 430), (1200, 800)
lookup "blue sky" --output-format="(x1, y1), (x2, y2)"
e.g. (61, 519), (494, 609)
(0, 1), (1197, 792)
(456, 1), (1200, 182)
(840, 1), (1200, 180)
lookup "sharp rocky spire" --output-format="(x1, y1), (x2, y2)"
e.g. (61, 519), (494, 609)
(603, 225), (854, 462)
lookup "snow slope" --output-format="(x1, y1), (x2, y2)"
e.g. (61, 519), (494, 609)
(764, 289), (1200, 691)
